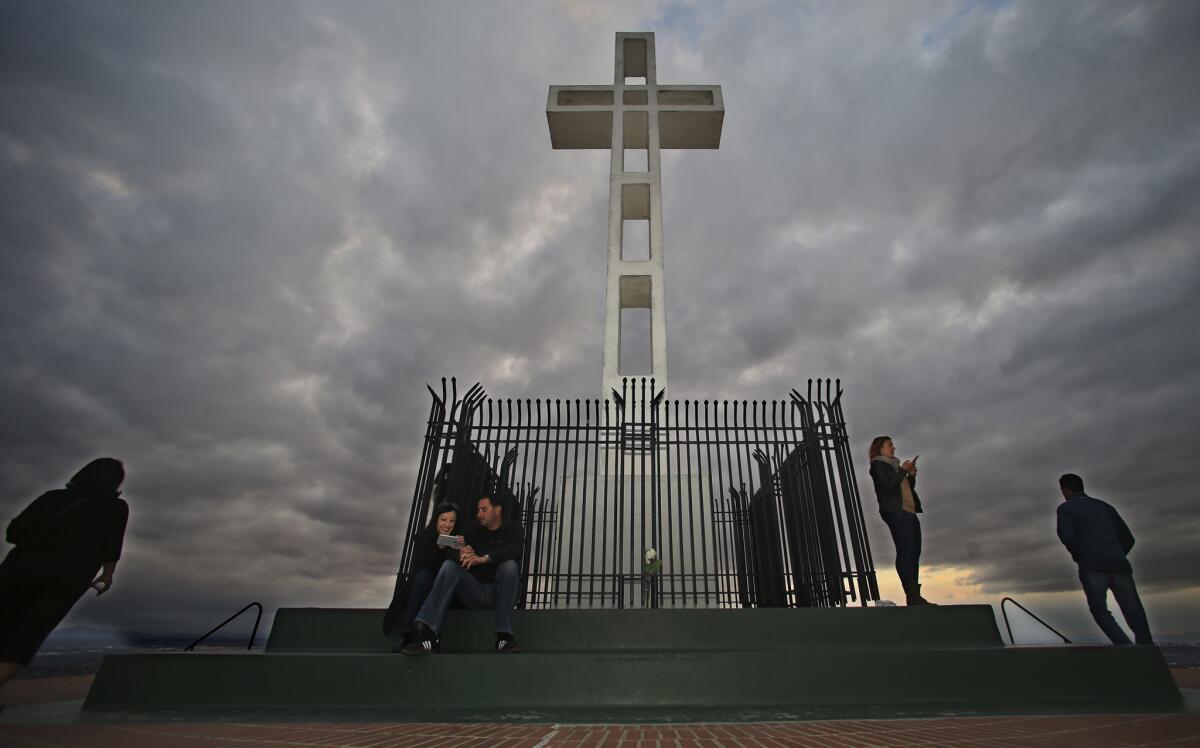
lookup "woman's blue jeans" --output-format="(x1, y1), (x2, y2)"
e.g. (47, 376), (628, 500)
(880, 510), (921, 588)
(382, 568), (435, 638)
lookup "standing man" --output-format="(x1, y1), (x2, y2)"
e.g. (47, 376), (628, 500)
(403, 495), (524, 654)
(1056, 473), (1153, 646)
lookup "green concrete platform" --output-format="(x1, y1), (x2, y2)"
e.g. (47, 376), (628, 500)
(80, 606), (1183, 721)
(266, 605), (1006, 653)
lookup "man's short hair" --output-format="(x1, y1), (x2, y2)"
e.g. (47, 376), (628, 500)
(478, 495), (503, 512)
(1059, 473), (1084, 493)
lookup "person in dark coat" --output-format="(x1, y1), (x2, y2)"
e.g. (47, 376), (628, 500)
(402, 495), (524, 655)
(868, 435), (935, 606)
(0, 458), (129, 690)
(382, 502), (461, 649)
(1056, 473), (1152, 645)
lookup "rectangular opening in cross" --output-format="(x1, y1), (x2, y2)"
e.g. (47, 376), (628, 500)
(622, 219), (649, 260)
(619, 274), (652, 308)
(623, 149), (648, 172)
(658, 89), (714, 106)
(623, 110), (648, 151)
(621, 183), (650, 220)
(623, 90), (648, 105)
(619, 308), (652, 375)
(623, 37), (648, 79)
(557, 89), (614, 106)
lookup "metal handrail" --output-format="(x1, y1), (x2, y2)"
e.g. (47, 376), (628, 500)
(1000, 596), (1071, 645)
(184, 602), (263, 651)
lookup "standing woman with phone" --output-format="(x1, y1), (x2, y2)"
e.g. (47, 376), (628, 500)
(868, 437), (936, 606)
(0, 458), (130, 693)
(382, 502), (461, 649)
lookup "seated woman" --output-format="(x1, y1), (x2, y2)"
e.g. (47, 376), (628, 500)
(382, 502), (461, 649)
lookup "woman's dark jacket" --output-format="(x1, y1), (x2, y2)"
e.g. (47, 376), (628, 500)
(408, 525), (459, 575)
(381, 525), (460, 635)
(5, 487), (129, 573)
(869, 460), (923, 514)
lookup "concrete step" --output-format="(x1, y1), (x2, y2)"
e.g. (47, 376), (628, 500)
(83, 644), (1182, 721)
(266, 605), (1005, 653)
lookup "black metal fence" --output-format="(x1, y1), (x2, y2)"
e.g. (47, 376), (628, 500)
(398, 378), (878, 609)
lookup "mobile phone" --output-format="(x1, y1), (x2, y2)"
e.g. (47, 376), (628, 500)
(437, 534), (463, 550)
(912, 454), (919, 462)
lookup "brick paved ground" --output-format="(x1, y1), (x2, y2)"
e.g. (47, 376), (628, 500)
(2, 672), (1198, 747)
(1, 714), (1199, 747)
(1176, 670), (1200, 689)
(0, 675), (94, 707)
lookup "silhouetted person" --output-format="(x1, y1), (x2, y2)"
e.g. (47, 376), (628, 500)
(0, 458), (129, 691)
(868, 435), (935, 605)
(403, 495), (524, 654)
(382, 501), (461, 650)
(1056, 473), (1152, 645)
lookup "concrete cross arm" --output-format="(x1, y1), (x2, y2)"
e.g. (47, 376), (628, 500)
(546, 84), (724, 150)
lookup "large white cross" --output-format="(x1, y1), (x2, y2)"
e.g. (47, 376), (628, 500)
(547, 32), (724, 398)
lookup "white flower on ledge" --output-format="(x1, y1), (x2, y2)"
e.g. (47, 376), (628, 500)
(643, 547), (661, 575)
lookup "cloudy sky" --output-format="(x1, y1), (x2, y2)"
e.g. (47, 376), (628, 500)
(2, 1), (1197, 642)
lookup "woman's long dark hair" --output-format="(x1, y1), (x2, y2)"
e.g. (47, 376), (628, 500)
(424, 502), (460, 534)
(68, 458), (124, 497)
(868, 436), (892, 460)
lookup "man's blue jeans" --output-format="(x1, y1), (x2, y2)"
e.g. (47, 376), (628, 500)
(1079, 570), (1153, 645)
(414, 559), (520, 635)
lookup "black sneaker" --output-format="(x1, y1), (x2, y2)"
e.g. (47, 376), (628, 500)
(401, 623), (437, 656)
(495, 634), (522, 654)
(402, 638), (435, 655)
(390, 630), (415, 652)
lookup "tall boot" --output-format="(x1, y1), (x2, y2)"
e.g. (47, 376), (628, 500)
(904, 583), (937, 606)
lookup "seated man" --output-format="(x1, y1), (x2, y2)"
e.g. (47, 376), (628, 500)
(402, 495), (524, 654)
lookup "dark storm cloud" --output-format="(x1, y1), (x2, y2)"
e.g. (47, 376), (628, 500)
(0, 0), (621, 630)
(653, 0), (1200, 601)
(1, 0), (1197, 633)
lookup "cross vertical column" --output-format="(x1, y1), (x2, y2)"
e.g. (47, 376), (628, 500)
(547, 32), (724, 399)
(604, 32), (666, 399)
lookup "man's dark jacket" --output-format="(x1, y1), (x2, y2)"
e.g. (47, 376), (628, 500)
(868, 459), (923, 513)
(1056, 492), (1134, 572)
(465, 517), (523, 583)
